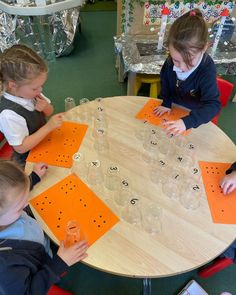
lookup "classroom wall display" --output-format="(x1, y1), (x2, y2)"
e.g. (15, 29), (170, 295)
(143, 1), (235, 26)
(119, 0), (235, 35)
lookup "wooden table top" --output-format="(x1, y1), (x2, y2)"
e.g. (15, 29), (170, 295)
(26, 96), (236, 278)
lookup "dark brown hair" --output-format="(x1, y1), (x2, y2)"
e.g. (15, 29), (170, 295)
(167, 9), (208, 66)
(0, 44), (48, 94)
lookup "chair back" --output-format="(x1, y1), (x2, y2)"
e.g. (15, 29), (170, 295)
(216, 77), (234, 108)
(211, 77), (234, 125)
(0, 132), (13, 160)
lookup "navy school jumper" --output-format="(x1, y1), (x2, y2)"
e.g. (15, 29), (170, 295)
(159, 53), (221, 130)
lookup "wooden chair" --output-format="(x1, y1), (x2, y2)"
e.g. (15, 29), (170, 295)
(211, 77), (234, 125)
(0, 132), (13, 160)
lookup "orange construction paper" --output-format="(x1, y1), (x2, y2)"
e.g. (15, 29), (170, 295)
(30, 173), (119, 246)
(26, 121), (88, 168)
(199, 161), (236, 224)
(135, 99), (190, 135)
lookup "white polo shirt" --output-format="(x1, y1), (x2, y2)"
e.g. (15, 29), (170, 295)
(0, 93), (50, 146)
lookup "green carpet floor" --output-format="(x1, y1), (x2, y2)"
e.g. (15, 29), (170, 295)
(43, 11), (236, 295)
(81, 0), (117, 12)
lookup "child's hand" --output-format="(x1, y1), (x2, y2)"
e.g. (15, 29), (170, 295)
(33, 162), (48, 179)
(163, 119), (186, 136)
(46, 113), (64, 131)
(153, 106), (171, 117)
(220, 171), (236, 195)
(35, 95), (50, 112)
(57, 240), (88, 266)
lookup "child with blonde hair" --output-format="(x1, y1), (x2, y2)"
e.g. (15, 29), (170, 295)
(0, 160), (88, 294)
(0, 44), (63, 166)
(154, 9), (221, 136)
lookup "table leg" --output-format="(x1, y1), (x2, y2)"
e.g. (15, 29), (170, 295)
(116, 53), (125, 83)
(127, 71), (136, 96)
(142, 278), (151, 295)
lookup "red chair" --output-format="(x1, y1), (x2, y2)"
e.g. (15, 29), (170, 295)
(199, 257), (233, 278)
(211, 77), (234, 125)
(0, 132), (13, 160)
(47, 285), (74, 295)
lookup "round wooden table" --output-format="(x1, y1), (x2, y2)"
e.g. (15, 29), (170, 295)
(26, 96), (236, 294)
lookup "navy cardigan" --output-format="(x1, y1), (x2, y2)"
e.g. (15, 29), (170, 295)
(160, 54), (221, 129)
(0, 239), (68, 295)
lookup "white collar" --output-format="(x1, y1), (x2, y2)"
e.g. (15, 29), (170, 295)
(3, 92), (35, 111)
(173, 53), (203, 81)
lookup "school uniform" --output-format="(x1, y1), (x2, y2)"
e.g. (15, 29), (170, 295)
(0, 93), (48, 165)
(0, 239), (68, 295)
(160, 53), (221, 129)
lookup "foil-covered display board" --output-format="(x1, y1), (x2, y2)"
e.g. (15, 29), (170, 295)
(114, 35), (166, 75)
(114, 29), (236, 76)
(0, 4), (81, 60)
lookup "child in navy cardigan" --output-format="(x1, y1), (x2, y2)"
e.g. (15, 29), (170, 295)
(154, 9), (220, 136)
(0, 160), (88, 295)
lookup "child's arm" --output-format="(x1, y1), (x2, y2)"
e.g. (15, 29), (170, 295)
(35, 94), (54, 117)
(220, 162), (236, 195)
(13, 113), (63, 154)
(162, 119), (186, 136)
(29, 163), (48, 190)
(0, 243), (69, 295)
(181, 59), (221, 130)
(57, 240), (88, 266)
(153, 59), (173, 116)
(153, 106), (171, 116)
(0, 239), (88, 295)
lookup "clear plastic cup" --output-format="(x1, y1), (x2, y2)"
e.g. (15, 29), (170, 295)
(150, 157), (170, 185)
(180, 179), (202, 210)
(105, 164), (120, 191)
(162, 168), (183, 200)
(65, 109), (80, 122)
(65, 97), (76, 111)
(79, 98), (91, 124)
(173, 152), (194, 170)
(87, 160), (104, 186)
(114, 177), (132, 206)
(92, 117), (107, 138)
(64, 220), (80, 247)
(94, 97), (104, 107)
(173, 135), (187, 148)
(94, 105), (107, 121)
(142, 134), (160, 164)
(158, 133), (176, 158)
(122, 196), (141, 225)
(93, 128), (109, 152)
(71, 152), (87, 180)
(134, 119), (151, 141)
(141, 204), (162, 234)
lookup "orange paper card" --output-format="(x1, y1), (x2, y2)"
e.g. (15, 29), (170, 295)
(27, 121), (88, 168)
(30, 173), (119, 246)
(199, 161), (236, 224)
(135, 99), (190, 134)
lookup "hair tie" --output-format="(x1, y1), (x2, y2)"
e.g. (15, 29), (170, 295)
(190, 11), (196, 16)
